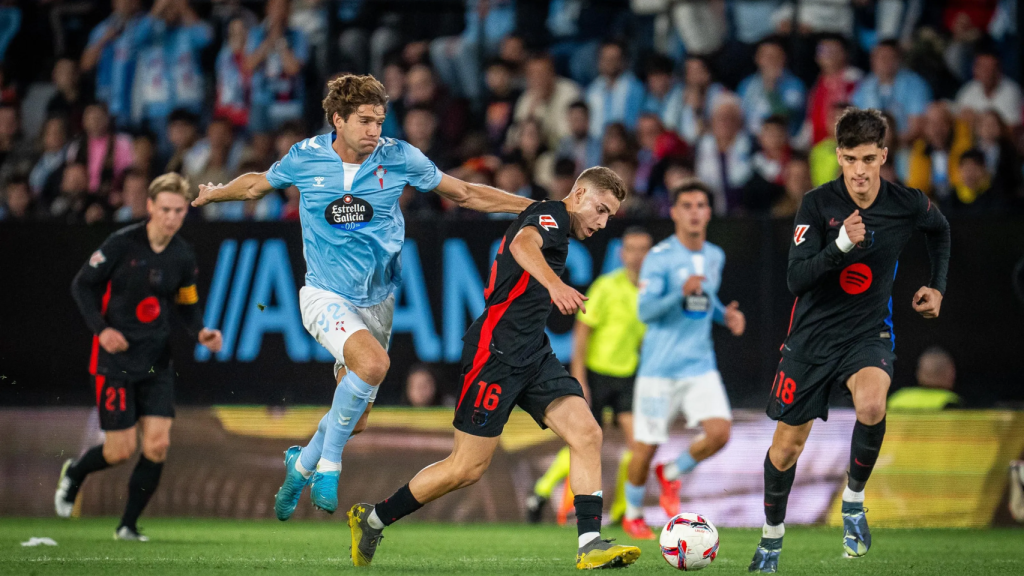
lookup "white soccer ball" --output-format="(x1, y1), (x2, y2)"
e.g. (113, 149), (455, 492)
(659, 512), (720, 571)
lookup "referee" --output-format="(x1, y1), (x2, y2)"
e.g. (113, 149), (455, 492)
(525, 226), (651, 523)
(56, 173), (222, 541)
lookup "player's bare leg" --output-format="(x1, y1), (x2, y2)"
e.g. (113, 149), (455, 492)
(658, 418), (732, 517)
(544, 396), (641, 569)
(56, 425), (137, 519)
(841, 367), (890, 557)
(348, 431), (500, 566)
(750, 420), (813, 573)
(608, 411), (635, 523)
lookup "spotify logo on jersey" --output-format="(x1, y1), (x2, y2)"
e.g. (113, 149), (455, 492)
(325, 195), (374, 230)
(840, 263), (872, 295)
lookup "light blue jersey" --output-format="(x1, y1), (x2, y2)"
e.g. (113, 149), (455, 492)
(637, 236), (727, 379)
(266, 134), (442, 307)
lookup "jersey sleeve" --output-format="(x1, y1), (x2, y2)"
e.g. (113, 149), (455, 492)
(577, 277), (606, 327)
(175, 247), (205, 338)
(710, 250), (728, 325)
(71, 234), (128, 334)
(518, 204), (569, 249)
(400, 140), (443, 192)
(786, 194), (847, 296)
(637, 251), (682, 323)
(914, 191), (951, 294)
(266, 144), (299, 189)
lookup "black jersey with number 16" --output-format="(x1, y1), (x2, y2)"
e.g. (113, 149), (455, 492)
(782, 178), (950, 362)
(462, 200), (571, 367)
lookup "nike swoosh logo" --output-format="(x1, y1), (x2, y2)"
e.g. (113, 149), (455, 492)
(854, 458), (866, 466)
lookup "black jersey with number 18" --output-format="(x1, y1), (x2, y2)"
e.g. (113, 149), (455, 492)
(462, 200), (571, 368)
(782, 178), (950, 363)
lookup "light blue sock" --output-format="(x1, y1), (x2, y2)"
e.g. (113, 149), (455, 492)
(675, 450), (699, 475)
(625, 481), (645, 508)
(299, 413), (329, 472)
(320, 371), (376, 465)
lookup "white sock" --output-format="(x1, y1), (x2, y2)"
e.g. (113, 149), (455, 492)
(578, 532), (600, 548)
(367, 508), (384, 530)
(624, 504), (643, 520)
(842, 486), (865, 503)
(295, 459), (313, 479)
(662, 462), (680, 480)
(316, 458), (342, 473)
(762, 521), (785, 539)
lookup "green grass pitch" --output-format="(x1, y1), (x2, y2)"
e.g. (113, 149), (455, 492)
(2, 518), (1022, 575)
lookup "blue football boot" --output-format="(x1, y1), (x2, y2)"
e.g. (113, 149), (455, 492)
(748, 536), (782, 573)
(842, 502), (871, 557)
(273, 446), (310, 521)
(309, 469), (340, 513)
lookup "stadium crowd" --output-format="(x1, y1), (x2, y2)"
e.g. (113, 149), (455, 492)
(0, 0), (1021, 224)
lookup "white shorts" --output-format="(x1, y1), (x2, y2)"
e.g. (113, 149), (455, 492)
(299, 286), (394, 402)
(632, 371), (732, 445)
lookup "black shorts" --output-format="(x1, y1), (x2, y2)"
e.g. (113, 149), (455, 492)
(95, 366), (176, 431)
(766, 339), (895, 426)
(453, 345), (585, 438)
(588, 370), (634, 424)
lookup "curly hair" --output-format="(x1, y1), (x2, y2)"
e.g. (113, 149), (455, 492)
(148, 172), (193, 201)
(322, 74), (389, 127)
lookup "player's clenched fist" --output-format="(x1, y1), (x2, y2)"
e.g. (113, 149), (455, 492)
(843, 209), (866, 245)
(912, 286), (942, 319)
(98, 327), (129, 354)
(724, 301), (745, 336)
(198, 328), (224, 353)
(549, 280), (588, 315)
(682, 275), (705, 296)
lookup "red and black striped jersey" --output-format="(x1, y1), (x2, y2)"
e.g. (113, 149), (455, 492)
(71, 222), (203, 377)
(782, 177), (950, 362)
(462, 200), (571, 367)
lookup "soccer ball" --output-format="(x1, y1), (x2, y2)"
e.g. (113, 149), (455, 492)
(659, 513), (720, 571)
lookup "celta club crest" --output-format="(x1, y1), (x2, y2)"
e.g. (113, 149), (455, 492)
(373, 165), (387, 188)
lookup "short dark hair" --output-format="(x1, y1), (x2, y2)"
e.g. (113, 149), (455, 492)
(622, 225), (651, 240)
(645, 54), (675, 78)
(958, 148), (986, 166)
(875, 39), (901, 54)
(553, 156), (576, 178)
(568, 100), (589, 114)
(577, 166), (628, 201)
(671, 179), (714, 207)
(762, 114), (788, 129)
(835, 107), (887, 149)
(167, 108), (199, 126)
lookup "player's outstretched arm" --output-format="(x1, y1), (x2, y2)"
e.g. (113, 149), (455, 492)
(508, 227), (587, 315)
(192, 172), (275, 207)
(433, 173), (534, 214)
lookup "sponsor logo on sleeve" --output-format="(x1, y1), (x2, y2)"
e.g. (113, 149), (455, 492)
(539, 214), (558, 230)
(793, 224), (810, 246)
(89, 250), (106, 268)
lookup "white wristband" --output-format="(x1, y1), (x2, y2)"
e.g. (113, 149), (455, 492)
(836, 225), (856, 253)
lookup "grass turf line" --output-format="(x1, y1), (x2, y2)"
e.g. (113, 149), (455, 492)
(2, 518), (1022, 575)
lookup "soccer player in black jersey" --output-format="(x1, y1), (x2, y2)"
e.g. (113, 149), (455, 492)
(56, 173), (223, 541)
(347, 167), (641, 570)
(749, 109), (950, 572)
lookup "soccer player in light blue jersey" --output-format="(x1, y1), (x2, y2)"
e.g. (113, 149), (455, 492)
(620, 181), (746, 540)
(192, 74), (534, 517)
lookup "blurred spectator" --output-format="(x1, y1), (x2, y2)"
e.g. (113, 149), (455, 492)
(403, 63), (468, 150)
(0, 3), (19, 63)
(65, 103), (134, 197)
(132, 0), (213, 147)
(585, 41), (645, 138)
(214, 17), (251, 129)
(28, 116), (69, 198)
(555, 100), (601, 174)
(888, 346), (960, 411)
(973, 109), (1023, 199)
(493, 161), (547, 215)
(131, 131), (160, 180)
(482, 59), (521, 154)
(403, 364), (440, 407)
(805, 36), (862, 145)
(720, 0), (779, 87)
(635, 113), (665, 193)
(771, 153), (811, 219)
(0, 104), (30, 185)
(852, 40), (933, 145)
(547, 156), (576, 200)
(670, 0), (727, 56)
(513, 54), (581, 149)
(403, 105), (452, 170)
(0, 64), (15, 105)
(654, 156), (696, 208)
(245, 0), (309, 132)
(280, 185), (300, 221)
(879, 110), (901, 184)
(738, 37), (806, 137)
(744, 115), (791, 213)
(600, 122), (637, 165)
(641, 54), (682, 123)
(163, 108), (200, 174)
(113, 168), (148, 222)
(380, 60), (406, 138)
(240, 131), (276, 170)
(606, 155), (644, 215)
(335, 0), (397, 78)
(0, 175), (33, 221)
(953, 148), (1000, 213)
(49, 162), (90, 223)
(664, 56), (727, 145)
(943, 2), (999, 81)
(695, 95), (753, 216)
(809, 102), (846, 187)
(772, 0), (853, 37)
(498, 34), (528, 85)
(45, 58), (85, 135)
(955, 49), (1023, 127)
(430, 0), (516, 103)
(906, 102), (973, 200)
(81, 0), (144, 128)
(186, 118), (241, 204)
(504, 118), (549, 182)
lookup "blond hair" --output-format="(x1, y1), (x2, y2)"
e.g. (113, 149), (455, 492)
(148, 172), (193, 201)
(322, 74), (389, 127)
(576, 166), (628, 201)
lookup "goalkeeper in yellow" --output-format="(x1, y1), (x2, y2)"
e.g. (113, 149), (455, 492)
(525, 226), (651, 524)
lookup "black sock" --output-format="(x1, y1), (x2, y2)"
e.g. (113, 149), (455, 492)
(574, 495), (602, 540)
(763, 450), (796, 527)
(67, 445), (110, 485)
(374, 483), (423, 526)
(848, 417), (886, 493)
(119, 456), (163, 531)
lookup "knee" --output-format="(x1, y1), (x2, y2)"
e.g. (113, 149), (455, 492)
(569, 418), (603, 455)
(356, 353), (390, 386)
(452, 459), (489, 489)
(771, 439), (804, 469)
(104, 439), (136, 465)
(142, 437), (170, 463)
(856, 401), (886, 426)
(705, 424), (731, 453)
